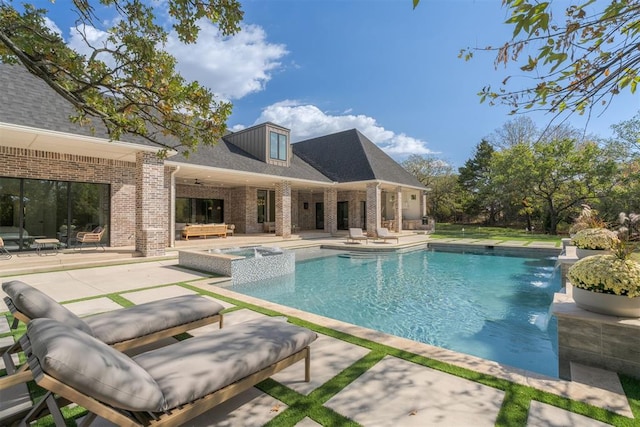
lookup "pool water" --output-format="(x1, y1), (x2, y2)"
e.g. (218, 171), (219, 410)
(227, 248), (561, 377)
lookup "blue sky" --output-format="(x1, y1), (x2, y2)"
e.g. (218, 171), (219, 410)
(44, 0), (640, 168)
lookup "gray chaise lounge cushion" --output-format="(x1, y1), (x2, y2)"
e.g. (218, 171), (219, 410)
(3, 280), (224, 345)
(26, 317), (317, 412)
(3, 280), (93, 335)
(83, 294), (224, 344)
(25, 318), (165, 411)
(134, 316), (318, 410)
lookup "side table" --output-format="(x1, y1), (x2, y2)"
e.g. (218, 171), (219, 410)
(34, 238), (60, 256)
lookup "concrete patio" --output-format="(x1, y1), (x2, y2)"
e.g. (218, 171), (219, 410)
(0, 235), (634, 426)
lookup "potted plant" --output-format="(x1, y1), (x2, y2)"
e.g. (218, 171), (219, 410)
(567, 213), (640, 317)
(570, 227), (619, 258)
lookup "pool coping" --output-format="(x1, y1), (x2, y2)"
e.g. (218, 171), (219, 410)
(194, 278), (633, 418)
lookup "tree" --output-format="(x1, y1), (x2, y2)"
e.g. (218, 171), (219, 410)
(612, 110), (640, 154)
(402, 154), (451, 189)
(491, 139), (620, 234)
(457, 140), (499, 223)
(402, 154), (463, 221)
(0, 0), (243, 156)
(477, 1), (640, 118)
(414, 0), (640, 119)
(487, 116), (538, 149)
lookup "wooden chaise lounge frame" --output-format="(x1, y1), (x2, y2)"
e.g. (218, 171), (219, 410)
(20, 318), (317, 427)
(24, 347), (311, 427)
(0, 293), (223, 392)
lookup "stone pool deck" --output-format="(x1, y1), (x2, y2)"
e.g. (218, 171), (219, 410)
(0, 234), (635, 426)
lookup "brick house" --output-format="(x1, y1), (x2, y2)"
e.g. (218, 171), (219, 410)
(0, 64), (428, 256)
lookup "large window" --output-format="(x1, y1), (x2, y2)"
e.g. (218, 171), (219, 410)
(269, 131), (287, 161)
(0, 177), (109, 251)
(257, 190), (275, 223)
(176, 198), (224, 224)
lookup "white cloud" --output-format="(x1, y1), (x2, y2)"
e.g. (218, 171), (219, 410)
(168, 22), (288, 100)
(66, 19), (287, 101)
(44, 17), (63, 37)
(251, 101), (434, 159)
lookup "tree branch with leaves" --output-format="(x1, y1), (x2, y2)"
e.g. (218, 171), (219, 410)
(0, 0), (243, 157)
(414, 0), (640, 119)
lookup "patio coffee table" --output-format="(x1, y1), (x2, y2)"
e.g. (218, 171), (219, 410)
(34, 238), (60, 256)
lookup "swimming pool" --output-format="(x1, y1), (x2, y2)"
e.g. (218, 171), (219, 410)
(226, 248), (561, 377)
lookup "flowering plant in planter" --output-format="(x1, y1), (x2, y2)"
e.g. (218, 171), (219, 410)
(568, 252), (640, 298)
(570, 227), (618, 250)
(569, 212), (640, 297)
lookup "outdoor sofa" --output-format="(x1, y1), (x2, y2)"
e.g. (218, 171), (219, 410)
(181, 223), (228, 240)
(18, 316), (317, 426)
(0, 280), (224, 393)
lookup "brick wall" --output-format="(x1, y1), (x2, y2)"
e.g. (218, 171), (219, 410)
(276, 181), (291, 237)
(324, 188), (337, 234)
(366, 183), (380, 233)
(135, 152), (166, 256)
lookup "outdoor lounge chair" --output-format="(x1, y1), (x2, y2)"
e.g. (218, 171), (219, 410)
(347, 228), (368, 244)
(75, 226), (106, 251)
(18, 316), (317, 426)
(376, 227), (401, 243)
(0, 280), (224, 392)
(0, 237), (11, 259)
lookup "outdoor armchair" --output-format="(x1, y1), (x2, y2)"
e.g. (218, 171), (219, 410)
(75, 226), (106, 251)
(0, 237), (11, 259)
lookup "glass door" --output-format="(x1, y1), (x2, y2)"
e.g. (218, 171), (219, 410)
(337, 201), (349, 230)
(315, 202), (324, 230)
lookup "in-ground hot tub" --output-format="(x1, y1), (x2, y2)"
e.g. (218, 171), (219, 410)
(178, 246), (295, 284)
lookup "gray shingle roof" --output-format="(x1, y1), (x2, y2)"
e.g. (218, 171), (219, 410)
(0, 63), (164, 149)
(168, 140), (333, 183)
(292, 129), (424, 188)
(1, 64), (422, 188)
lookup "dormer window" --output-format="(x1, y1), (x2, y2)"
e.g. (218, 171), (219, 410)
(270, 131), (287, 161)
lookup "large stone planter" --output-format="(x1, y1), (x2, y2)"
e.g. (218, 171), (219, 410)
(575, 248), (609, 259)
(573, 286), (640, 317)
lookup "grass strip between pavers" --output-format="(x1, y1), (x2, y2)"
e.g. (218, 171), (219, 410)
(2, 281), (639, 426)
(183, 283), (639, 427)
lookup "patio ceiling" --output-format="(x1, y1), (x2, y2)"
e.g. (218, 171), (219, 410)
(0, 124), (157, 161)
(171, 164), (336, 191)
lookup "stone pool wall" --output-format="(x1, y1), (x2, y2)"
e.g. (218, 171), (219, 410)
(179, 247), (295, 284)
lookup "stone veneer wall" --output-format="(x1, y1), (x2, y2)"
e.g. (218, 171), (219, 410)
(553, 294), (640, 380)
(0, 146), (136, 247)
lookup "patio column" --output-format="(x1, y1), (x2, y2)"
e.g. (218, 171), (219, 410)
(366, 182), (380, 234)
(276, 180), (292, 238)
(421, 191), (427, 217)
(135, 152), (166, 257)
(394, 186), (403, 232)
(324, 187), (337, 235)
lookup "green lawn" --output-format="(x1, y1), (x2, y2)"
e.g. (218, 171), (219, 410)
(431, 223), (563, 244)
